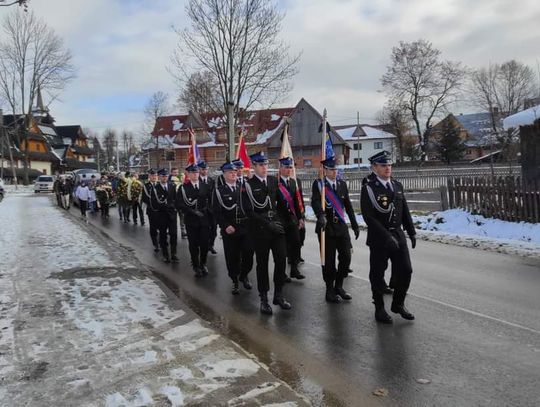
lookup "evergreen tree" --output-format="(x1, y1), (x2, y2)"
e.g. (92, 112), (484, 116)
(439, 119), (466, 164)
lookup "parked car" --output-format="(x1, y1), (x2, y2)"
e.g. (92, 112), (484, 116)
(70, 168), (101, 185)
(34, 175), (55, 193)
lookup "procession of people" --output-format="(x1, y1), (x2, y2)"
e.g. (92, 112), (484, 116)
(58, 149), (416, 323)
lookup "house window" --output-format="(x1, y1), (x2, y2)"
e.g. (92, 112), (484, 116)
(303, 159), (312, 167)
(353, 157), (362, 164)
(353, 143), (362, 150)
(374, 142), (383, 150)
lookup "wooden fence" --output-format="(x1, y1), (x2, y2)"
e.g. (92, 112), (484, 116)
(447, 177), (540, 223)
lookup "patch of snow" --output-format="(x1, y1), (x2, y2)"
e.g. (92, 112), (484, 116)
(172, 119), (183, 131)
(161, 386), (184, 406)
(170, 367), (194, 381)
(503, 104), (540, 129)
(271, 114), (281, 121)
(197, 358), (260, 379)
(336, 126), (356, 139)
(105, 392), (129, 407)
(178, 334), (221, 352)
(362, 126), (396, 139)
(228, 382), (281, 405)
(415, 209), (540, 244)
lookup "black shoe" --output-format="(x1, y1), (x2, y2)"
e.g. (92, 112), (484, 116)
(232, 281), (240, 295)
(290, 270), (306, 280)
(335, 287), (352, 300)
(391, 304), (415, 320)
(209, 247), (217, 254)
(194, 267), (203, 278)
(153, 246), (160, 253)
(181, 231), (188, 239)
(284, 276), (292, 283)
(141, 222), (145, 226)
(375, 307), (393, 324)
(200, 265), (209, 276)
(273, 296), (292, 310)
(325, 287), (342, 303)
(383, 286), (394, 294)
(239, 276), (252, 290)
(171, 255), (179, 263)
(299, 257), (305, 263)
(163, 256), (171, 263)
(260, 300), (273, 315)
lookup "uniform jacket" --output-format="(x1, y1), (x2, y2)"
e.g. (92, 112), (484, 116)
(360, 172), (415, 247)
(150, 182), (177, 213)
(213, 182), (249, 236)
(176, 182), (211, 227)
(243, 175), (286, 236)
(277, 177), (303, 227)
(311, 178), (358, 237)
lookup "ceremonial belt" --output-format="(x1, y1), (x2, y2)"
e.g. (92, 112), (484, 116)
(319, 181), (346, 224)
(278, 183), (297, 221)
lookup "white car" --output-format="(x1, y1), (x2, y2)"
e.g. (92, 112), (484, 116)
(34, 175), (55, 193)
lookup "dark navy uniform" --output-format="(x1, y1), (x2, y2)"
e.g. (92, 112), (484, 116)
(243, 151), (290, 314)
(277, 157), (305, 280)
(198, 161), (218, 254)
(177, 164), (212, 277)
(214, 162), (254, 293)
(311, 165), (359, 302)
(153, 170), (178, 262)
(360, 150), (416, 323)
(141, 172), (159, 251)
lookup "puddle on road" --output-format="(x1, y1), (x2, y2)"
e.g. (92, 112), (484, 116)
(154, 273), (347, 407)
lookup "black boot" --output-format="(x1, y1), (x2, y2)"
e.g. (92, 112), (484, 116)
(171, 252), (179, 263)
(391, 291), (415, 320)
(193, 265), (203, 278)
(374, 297), (392, 323)
(290, 264), (305, 280)
(239, 275), (252, 290)
(325, 283), (342, 303)
(260, 293), (273, 315)
(231, 279), (240, 295)
(335, 277), (352, 300)
(273, 289), (292, 310)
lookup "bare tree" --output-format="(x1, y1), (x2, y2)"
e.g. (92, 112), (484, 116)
(102, 128), (118, 169)
(377, 101), (412, 162)
(171, 0), (300, 157)
(0, 10), (75, 183)
(142, 91), (170, 134)
(0, 0), (29, 9)
(381, 39), (466, 160)
(178, 71), (221, 114)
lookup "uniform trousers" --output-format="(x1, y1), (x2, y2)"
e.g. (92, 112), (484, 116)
(156, 211), (178, 256)
(317, 229), (352, 285)
(222, 230), (253, 281)
(186, 224), (209, 267)
(252, 234), (287, 295)
(369, 229), (412, 306)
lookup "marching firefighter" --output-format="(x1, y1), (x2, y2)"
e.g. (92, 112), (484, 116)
(277, 157), (305, 281)
(360, 150), (416, 323)
(213, 161), (254, 294)
(243, 151), (291, 315)
(311, 156), (360, 303)
(177, 163), (212, 277)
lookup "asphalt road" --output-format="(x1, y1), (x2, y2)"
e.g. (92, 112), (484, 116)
(61, 197), (539, 406)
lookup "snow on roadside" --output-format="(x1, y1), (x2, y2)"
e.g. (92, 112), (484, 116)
(304, 205), (540, 258)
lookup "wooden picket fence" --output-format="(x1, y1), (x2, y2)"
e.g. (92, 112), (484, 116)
(447, 177), (540, 223)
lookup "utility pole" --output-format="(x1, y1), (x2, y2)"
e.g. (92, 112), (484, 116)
(357, 111), (361, 169)
(227, 100), (235, 161)
(116, 139), (120, 172)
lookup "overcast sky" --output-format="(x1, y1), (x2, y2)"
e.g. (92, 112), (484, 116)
(4, 0), (540, 136)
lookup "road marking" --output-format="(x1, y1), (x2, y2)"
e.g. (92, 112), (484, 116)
(305, 261), (540, 335)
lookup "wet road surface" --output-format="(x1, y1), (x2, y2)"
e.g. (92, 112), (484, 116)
(59, 197), (540, 406)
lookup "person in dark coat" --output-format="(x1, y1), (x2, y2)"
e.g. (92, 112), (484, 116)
(360, 150), (416, 323)
(141, 169), (160, 252)
(198, 160), (218, 255)
(213, 161), (254, 294)
(177, 163), (212, 277)
(311, 156), (360, 303)
(154, 168), (179, 263)
(243, 151), (291, 315)
(277, 157), (305, 281)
